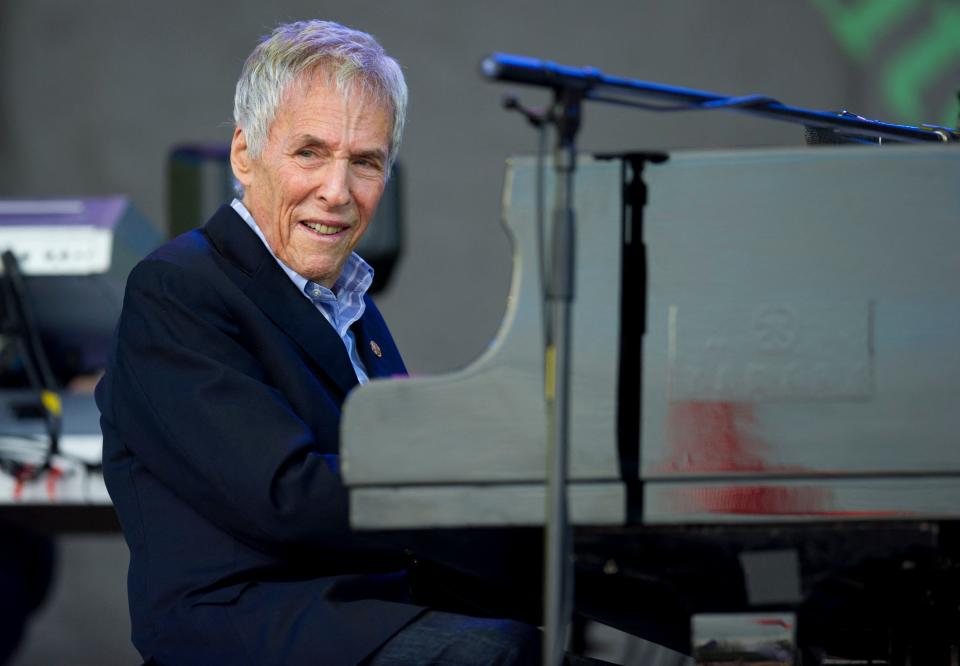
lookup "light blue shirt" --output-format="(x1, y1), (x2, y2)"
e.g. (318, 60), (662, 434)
(230, 199), (372, 384)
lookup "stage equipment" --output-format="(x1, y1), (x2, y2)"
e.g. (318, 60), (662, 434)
(342, 55), (960, 665)
(0, 197), (161, 382)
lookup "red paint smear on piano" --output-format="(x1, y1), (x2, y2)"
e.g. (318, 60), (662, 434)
(661, 401), (908, 518)
(755, 618), (792, 629)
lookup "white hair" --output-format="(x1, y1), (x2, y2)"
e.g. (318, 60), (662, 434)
(233, 20), (407, 171)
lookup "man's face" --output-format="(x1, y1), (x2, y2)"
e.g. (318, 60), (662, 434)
(231, 69), (392, 288)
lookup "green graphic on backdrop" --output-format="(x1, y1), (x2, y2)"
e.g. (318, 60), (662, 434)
(811, 0), (917, 62)
(812, 0), (960, 126)
(886, 3), (960, 122)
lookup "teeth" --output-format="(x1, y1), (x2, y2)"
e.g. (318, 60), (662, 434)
(304, 222), (343, 235)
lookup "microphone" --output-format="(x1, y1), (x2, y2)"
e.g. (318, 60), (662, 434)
(480, 53), (602, 91)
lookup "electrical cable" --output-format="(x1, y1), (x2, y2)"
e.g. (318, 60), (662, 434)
(585, 92), (780, 113)
(536, 118), (549, 349)
(0, 250), (62, 481)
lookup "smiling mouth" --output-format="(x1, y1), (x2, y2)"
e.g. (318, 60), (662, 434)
(301, 221), (348, 236)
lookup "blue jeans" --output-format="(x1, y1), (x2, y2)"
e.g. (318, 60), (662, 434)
(363, 610), (542, 665)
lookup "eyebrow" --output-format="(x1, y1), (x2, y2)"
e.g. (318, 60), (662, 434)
(292, 134), (387, 163)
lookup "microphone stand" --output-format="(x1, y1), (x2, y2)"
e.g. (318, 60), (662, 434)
(483, 52), (956, 666)
(500, 85), (584, 666)
(542, 84), (583, 666)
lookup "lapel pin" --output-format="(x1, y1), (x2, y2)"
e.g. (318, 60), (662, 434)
(369, 340), (383, 358)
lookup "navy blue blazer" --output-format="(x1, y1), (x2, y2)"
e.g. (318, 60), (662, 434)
(97, 205), (424, 666)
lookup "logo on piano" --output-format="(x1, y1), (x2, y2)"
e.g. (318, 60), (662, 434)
(753, 305), (797, 353)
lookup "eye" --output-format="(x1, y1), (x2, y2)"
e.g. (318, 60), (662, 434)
(296, 148), (317, 158)
(352, 157), (383, 173)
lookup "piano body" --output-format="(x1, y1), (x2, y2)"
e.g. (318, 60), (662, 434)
(342, 145), (960, 661)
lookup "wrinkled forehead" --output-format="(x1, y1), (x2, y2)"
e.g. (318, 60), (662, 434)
(284, 64), (394, 122)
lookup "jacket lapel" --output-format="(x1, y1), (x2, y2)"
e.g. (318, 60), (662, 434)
(353, 296), (407, 379)
(203, 205), (359, 397)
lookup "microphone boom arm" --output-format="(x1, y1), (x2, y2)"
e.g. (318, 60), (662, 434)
(481, 52), (958, 143)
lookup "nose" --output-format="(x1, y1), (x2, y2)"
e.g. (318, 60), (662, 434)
(315, 159), (352, 208)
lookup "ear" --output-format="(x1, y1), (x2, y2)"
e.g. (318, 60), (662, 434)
(230, 127), (254, 190)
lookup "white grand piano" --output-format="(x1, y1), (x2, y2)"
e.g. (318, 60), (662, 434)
(341, 144), (960, 662)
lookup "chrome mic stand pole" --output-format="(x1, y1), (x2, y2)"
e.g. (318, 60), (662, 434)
(543, 85), (582, 666)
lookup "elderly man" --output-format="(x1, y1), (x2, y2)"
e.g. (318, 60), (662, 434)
(97, 20), (540, 666)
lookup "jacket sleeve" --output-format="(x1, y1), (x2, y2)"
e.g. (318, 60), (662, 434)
(99, 256), (379, 555)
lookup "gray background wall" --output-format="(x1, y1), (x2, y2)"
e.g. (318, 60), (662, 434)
(1, 1), (956, 663)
